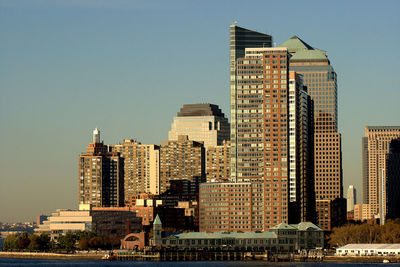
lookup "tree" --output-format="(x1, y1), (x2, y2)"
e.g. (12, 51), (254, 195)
(3, 234), (19, 250)
(77, 239), (89, 250)
(18, 232), (30, 250)
(58, 232), (77, 252)
(88, 236), (104, 249)
(38, 233), (50, 251)
(28, 234), (40, 251)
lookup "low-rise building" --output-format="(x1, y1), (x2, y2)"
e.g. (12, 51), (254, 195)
(336, 244), (400, 256)
(155, 217), (323, 251)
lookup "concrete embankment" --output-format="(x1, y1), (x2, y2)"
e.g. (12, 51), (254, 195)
(0, 252), (103, 260)
(324, 255), (400, 263)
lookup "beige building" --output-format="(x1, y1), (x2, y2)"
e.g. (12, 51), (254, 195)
(206, 140), (230, 182)
(79, 129), (124, 207)
(110, 140), (160, 203)
(160, 135), (205, 193)
(35, 205), (92, 240)
(168, 104), (230, 149)
(353, 203), (373, 221)
(363, 126), (400, 222)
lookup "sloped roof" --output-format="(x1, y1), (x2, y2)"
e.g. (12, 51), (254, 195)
(292, 222), (323, 231)
(153, 214), (162, 225)
(279, 36), (314, 52)
(290, 49), (328, 61)
(270, 222), (297, 230)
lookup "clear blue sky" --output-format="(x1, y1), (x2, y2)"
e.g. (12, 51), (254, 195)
(0, 0), (399, 222)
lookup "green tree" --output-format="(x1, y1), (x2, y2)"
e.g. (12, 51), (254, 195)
(3, 234), (19, 250)
(58, 232), (77, 252)
(27, 234), (40, 251)
(38, 233), (50, 251)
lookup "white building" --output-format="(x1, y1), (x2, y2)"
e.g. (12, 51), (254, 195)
(347, 185), (356, 212)
(35, 204), (92, 240)
(336, 244), (400, 256)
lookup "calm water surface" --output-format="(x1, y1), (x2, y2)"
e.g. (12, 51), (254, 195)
(0, 259), (398, 267)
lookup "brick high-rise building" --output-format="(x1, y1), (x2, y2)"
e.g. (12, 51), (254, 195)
(160, 135), (205, 193)
(230, 23), (272, 182)
(79, 128), (124, 207)
(280, 36), (345, 231)
(109, 140), (160, 204)
(364, 126), (400, 223)
(168, 104), (230, 149)
(206, 140), (231, 182)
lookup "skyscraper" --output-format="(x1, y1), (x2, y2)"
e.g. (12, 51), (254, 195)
(168, 104), (230, 149)
(364, 126), (400, 223)
(109, 140), (160, 203)
(280, 36), (345, 231)
(230, 23), (272, 182)
(79, 129), (124, 207)
(386, 139), (400, 220)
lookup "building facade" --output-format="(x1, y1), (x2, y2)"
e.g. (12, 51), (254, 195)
(386, 139), (400, 220)
(364, 126), (400, 222)
(79, 129), (124, 207)
(230, 23), (272, 182)
(280, 36), (344, 231)
(168, 104), (230, 149)
(347, 185), (356, 212)
(110, 140), (160, 203)
(206, 140), (231, 182)
(160, 135), (205, 193)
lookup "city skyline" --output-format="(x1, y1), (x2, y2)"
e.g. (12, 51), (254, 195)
(1, 0), (400, 222)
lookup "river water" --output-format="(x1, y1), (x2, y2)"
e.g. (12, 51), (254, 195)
(0, 259), (396, 267)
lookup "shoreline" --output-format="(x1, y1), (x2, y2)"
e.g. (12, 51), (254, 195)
(1, 251), (400, 263)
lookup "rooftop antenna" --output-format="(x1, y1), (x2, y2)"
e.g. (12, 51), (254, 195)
(232, 21), (238, 26)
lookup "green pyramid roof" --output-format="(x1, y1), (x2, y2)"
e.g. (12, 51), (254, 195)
(153, 214), (162, 225)
(290, 49), (328, 61)
(270, 222), (297, 230)
(279, 36), (314, 52)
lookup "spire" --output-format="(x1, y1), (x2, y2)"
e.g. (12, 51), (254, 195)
(153, 214), (162, 225)
(93, 128), (100, 144)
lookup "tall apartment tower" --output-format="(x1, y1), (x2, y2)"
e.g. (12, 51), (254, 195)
(364, 126), (400, 222)
(79, 129), (124, 207)
(347, 185), (356, 212)
(280, 36), (345, 231)
(168, 104), (230, 148)
(233, 46), (313, 230)
(160, 135), (205, 193)
(386, 139), (400, 220)
(362, 137), (369, 204)
(230, 23), (272, 182)
(109, 140), (160, 204)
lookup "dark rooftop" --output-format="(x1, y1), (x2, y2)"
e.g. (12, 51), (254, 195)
(177, 104), (226, 118)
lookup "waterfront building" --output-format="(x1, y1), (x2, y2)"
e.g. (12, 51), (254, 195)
(386, 139), (400, 220)
(230, 23), (273, 182)
(280, 36), (345, 231)
(160, 218), (323, 251)
(110, 140), (160, 203)
(206, 140), (231, 182)
(34, 205), (92, 240)
(160, 135), (205, 193)
(168, 104), (230, 149)
(347, 185), (356, 212)
(336, 244), (400, 256)
(363, 126), (400, 223)
(79, 128), (124, 207)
